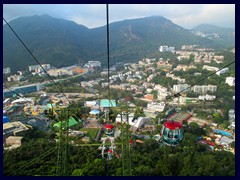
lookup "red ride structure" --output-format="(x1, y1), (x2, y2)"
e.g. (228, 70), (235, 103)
(161, 119), (183, 145)
(104, 124), (114, 136)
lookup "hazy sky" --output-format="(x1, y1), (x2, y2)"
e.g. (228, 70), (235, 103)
(3, 4), (235, 29)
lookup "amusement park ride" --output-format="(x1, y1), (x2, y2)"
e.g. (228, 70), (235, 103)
(161, 118), (183, 145)
(95, 101), (184, 176)
(98, 105), (134, 175)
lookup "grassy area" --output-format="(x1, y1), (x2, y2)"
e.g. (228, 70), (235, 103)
(80, 128), (100, 140)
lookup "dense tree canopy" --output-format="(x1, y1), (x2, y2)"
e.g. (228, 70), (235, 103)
(3, 127), (235, 176)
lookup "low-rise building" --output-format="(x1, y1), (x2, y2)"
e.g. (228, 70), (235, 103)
(7, 75), (20, 82)
(3, 67), (11, 74)
(100, 99), (116, 108)
(3, 84), (42, 98)
(216, 68), (229, 76)
(194, 72), (202, 76)
(3, 121), (29, 138)
(35, 64), (51, 73)
(228, 109), (235, 121)
(166, 73), (185, 83)
(6, 136), (23, 146)
(143, 94), (154, 101)
(116, 113), (149, 133)
(173, 84), (190, 93)
(228, 121), (235, 129)
(29, 65), (40, 72)
(177, 55), (189, 61)
(226, 77), (235, 86)
(182, 45), (194, 50)
(146, 102), (165, 112)
(173, 65), (197, 71)
(193, 85), (217, 94)
(4, 136), (23, 150)
(159, 46), (175, 53)
(84, 61), (101, 68)
(85, 101), (99, 108)
(7, 73), (23, 82)
(47, 69), (73, 77)
(213, 55), (224, 63)
(199, 94), (216, 101)
(203, 65), (219, 72)
(157, 61), (172, 70)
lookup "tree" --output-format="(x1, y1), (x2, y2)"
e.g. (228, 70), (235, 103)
(187, 122), (204, 136)
(180, 154), (197, 176)
(230, 141), (235, 149)
(133, 165), (152, 176)
(134, 106), (144, 119)
(219, 121), (230, 129)
(151, 90), (158, 100)
(195, 154), (219, 176)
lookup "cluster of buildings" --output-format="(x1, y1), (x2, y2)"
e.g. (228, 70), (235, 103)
(3, 44), (235, 154)
(173, 84), (217, 94)
(181, 45), (198, 50)
(84, 61), (101, 69)
(29, 64), (51, 73)
(5, 63), (87, 83)
(176, 50), (224, 64)
(3, 119), (29, 150)
(47, 68), (73, 77)
(192, 31), (220, 39)
(173, 65), (197, 72)
(7, 71), (23, 82)
(166, 73), (186, 83)
(31, 64), (86, 77)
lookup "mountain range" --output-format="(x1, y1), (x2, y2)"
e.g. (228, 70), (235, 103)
(3, 15), (235, 71)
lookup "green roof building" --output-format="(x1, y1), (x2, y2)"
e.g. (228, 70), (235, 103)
(100, 99), (116, 108)
(53, 117), (81, 130)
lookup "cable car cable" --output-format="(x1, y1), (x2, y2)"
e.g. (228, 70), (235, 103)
(3, 17), (71, 104)
(3, 84), (23, 98)
(171, 60), (235, 97)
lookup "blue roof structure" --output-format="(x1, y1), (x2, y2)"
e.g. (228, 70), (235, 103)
(214, 129), (232, 137)
(100, 99), (116, 108)
(3, 116), (10, 124)
(89, 109), (100, 115)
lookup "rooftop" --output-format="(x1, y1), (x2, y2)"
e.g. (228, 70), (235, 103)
(100, 99), (116, 108)
(53, 117), (81, 129)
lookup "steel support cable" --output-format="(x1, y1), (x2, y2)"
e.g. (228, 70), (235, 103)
(106, 4), (111, 113)
(104, 4), (117, 123)
(3, 84), (23, 98)
(137, 60), (235, 112)
(3, 17), (71, 104)
(123, 60), (234, 128)
(3, 17), (77, 176)
(172, 60), (235, 97)
(10, 146), (57, 176)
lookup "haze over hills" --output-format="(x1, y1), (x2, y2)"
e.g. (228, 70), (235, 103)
(191, 24), (235, 47)
(192, 23), (235, 35)
(3, 15), (235, 71)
